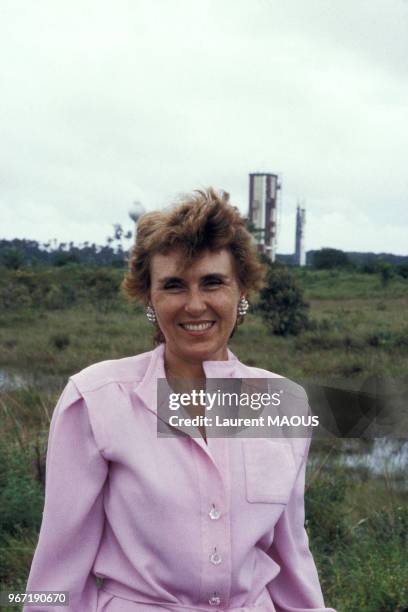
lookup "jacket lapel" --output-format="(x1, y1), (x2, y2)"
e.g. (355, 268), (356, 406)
(132, 343), (241, 461)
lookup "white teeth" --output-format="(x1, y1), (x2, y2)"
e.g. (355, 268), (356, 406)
(181, 322), (213, 331)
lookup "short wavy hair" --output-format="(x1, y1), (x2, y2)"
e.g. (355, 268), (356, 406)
(121, 187), (267, 344)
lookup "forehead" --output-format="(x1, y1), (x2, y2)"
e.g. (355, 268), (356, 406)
(150, 248), (235, 280)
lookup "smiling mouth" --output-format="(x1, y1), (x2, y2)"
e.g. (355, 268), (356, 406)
(179, 321), (215, 332)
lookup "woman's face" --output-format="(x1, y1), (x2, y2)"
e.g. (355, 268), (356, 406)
(149, 248), (244, 363)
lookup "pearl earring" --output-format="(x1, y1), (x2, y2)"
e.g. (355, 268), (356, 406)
(146, 304), (157, 324)
(237, 297), (249, 316)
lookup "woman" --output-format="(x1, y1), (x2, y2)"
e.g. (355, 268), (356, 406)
(24, 188), (335, 612)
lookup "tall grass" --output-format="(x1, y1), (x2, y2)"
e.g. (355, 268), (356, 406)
(0, 266), (407, 611)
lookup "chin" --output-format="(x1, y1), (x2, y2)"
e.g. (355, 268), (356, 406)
(177, 340), (226, 362)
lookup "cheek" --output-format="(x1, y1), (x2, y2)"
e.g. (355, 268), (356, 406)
(154, 296), (182, 321)
(214, 296), (239, 317)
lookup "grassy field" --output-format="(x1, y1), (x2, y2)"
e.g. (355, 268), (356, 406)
(0, 266), (407, 611)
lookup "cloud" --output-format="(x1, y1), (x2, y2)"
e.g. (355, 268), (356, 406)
(0, 0), (407, 253)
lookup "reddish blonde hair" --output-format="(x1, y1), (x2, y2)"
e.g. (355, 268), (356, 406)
(121, 187), (266, 344)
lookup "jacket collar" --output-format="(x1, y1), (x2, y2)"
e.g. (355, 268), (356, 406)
(133, 343), (240, 416)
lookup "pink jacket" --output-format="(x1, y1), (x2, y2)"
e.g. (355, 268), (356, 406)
(24, 343), (336, 612)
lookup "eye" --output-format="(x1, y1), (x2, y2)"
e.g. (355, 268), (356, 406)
(204, 278), (223, 288)
(163, 281), (184, 291)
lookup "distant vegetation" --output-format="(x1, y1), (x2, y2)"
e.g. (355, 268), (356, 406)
(0, 224), (132, 269)
(0, 241), (407, 611)
(278, 247), (408, 270)
(1, 236), (407, 277)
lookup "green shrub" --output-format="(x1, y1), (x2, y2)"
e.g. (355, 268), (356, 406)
(378, 262), (395, 288)
(49, 333), (70, 350)
(0, 283), (33, 310)
(52, 252), (80, 267)
(257, 263), (309, 335)
(43, 284), (66, 309)
(312, 248), (350, 270)
(396, 263), (408, 279)
(1, 248), (25, 270)
(80, 269), (121, 311)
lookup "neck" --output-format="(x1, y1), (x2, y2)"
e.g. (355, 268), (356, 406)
(164, 345), (228, 380)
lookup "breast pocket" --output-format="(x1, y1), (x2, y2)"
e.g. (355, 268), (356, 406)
(243, 439), (298, 504)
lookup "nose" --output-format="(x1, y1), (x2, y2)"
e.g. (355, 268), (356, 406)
(184, 288), (207, 316)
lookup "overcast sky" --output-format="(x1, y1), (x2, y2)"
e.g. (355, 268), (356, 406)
(1, 0), (407, 255)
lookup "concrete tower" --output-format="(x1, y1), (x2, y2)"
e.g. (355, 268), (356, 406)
(294, 202), (306, 266)
(248, 173), (281, 262)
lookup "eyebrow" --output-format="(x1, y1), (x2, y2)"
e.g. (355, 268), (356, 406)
(157, 273), (230, 285)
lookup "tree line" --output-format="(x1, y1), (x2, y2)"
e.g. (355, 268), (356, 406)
(1, 234), (407, 279)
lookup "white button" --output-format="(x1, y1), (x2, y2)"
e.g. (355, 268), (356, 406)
(210, 548), (222, 565)
(209, 595), (221, 606)
(209, 506), (221, 520)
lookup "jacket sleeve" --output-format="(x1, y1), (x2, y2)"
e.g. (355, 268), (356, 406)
(23, 379), (108, 612)
(266, 436), (336, 612)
